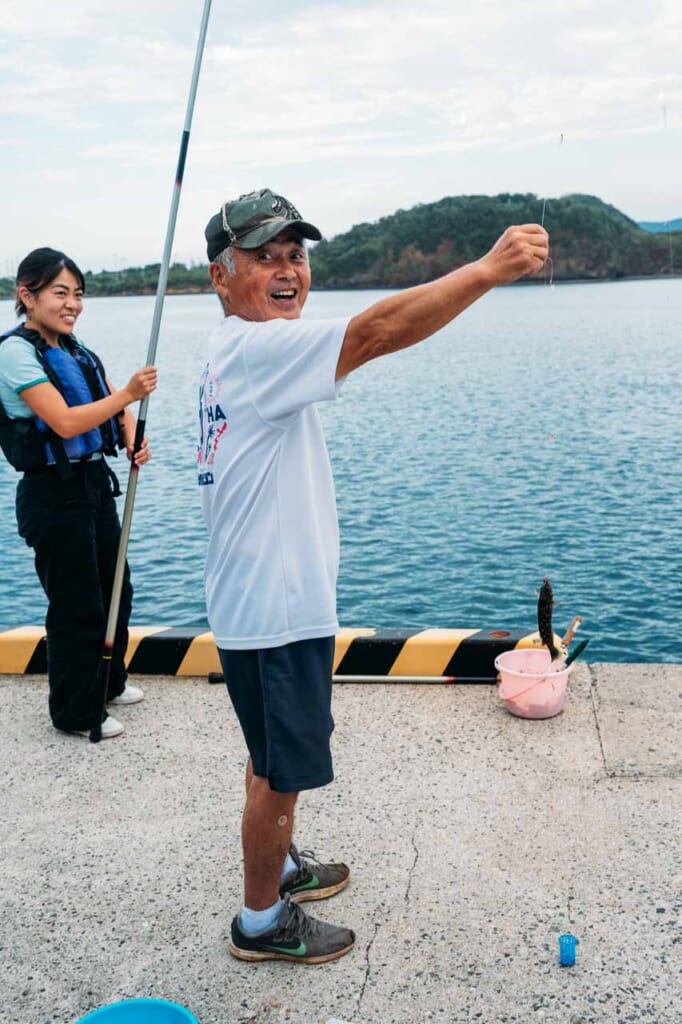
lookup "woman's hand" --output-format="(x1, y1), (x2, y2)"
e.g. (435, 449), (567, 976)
(127, 436), (151, 466)
(125, 366), (158, 402)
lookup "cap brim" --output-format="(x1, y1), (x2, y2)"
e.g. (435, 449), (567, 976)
(235, 219), (322, 249)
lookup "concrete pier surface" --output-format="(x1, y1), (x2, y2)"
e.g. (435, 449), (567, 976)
(1, 664), (680, 1024)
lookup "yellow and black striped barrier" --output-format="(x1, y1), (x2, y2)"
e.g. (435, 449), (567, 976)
(0, 626), (560, 682)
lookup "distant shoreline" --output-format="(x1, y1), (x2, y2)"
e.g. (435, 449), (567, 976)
(55, 272), (682, 299)
(1, 192), (680, 300)
(1, 272), (680, 305)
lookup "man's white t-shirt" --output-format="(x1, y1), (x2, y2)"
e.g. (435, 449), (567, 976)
(198, 314), (350, 649)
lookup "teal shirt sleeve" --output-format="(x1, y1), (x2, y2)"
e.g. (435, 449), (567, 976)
(0, 336), (49, 419)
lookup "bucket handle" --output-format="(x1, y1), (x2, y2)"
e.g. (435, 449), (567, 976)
(499, 674), (549, 701)
(497, 662), (568, 702)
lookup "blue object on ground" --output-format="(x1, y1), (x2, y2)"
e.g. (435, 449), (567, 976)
(558, 932), (578, 966)
(75, 998), (199, 1023)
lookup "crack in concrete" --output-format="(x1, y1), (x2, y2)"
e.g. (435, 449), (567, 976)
(356, 827), (420, 1018)
(404, 822), (420, 905)
(588, 664), (611, 777)
(356, 919), (380, 1016)
(589, 666), (682, 781)
(600, 764), (682, 781)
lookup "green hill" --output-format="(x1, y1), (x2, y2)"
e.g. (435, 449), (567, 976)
(0, 194), (679, 300)
(310, 193), (681, 287)
(0, 262), (211, 302)
(81, 262), (209, 296)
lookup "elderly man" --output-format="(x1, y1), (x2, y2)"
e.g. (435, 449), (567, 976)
(198, 189), (548, 964)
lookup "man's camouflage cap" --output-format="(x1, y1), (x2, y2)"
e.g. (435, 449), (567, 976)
(205, 189), (322, 260)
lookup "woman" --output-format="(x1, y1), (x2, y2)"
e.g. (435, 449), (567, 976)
(0, 247), (157, 739)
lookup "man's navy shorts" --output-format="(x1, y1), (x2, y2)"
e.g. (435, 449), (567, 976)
(218, 636), (335, 793)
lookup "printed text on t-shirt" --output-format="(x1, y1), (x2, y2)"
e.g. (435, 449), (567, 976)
(198, 365), (228, 485)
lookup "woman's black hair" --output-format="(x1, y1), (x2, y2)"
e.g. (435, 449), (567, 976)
(15, 247), (86, 316)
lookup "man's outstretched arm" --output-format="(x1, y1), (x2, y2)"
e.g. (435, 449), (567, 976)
(336, 224), (548, 380)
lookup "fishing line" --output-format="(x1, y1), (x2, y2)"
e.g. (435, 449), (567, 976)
(660, 94), (674, 274)
(541, 201), (554, 286)
(540, 132), (563, 286)
(90, 0), (213, 742)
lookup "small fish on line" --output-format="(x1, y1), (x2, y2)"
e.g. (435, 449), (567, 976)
(537, 576), (560, 660)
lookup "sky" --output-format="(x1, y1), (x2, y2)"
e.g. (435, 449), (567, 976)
(2, 0), (681, 273)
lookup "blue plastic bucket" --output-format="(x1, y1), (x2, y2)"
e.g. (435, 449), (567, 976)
(75, 998), (199, 1023)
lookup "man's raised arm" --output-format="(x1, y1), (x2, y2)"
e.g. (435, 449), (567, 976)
(336, 224), (548, 380)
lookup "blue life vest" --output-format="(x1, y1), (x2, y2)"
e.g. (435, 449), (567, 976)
(0, 325), (123, 473)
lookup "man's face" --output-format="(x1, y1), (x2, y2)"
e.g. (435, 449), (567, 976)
(211, 229), (311, 321)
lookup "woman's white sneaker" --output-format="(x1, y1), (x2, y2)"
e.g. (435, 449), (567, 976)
(107, 684), (144, 705)
(69, 715), (125, 739)
(100, 715), (125, 738)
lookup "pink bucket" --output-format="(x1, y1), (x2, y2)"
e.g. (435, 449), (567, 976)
(494, 648), (570, 719)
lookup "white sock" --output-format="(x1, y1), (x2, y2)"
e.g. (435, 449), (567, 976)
(239, 899), (282, 936)
(280, 851), (297, 881)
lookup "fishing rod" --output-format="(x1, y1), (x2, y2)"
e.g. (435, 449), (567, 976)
(91, 0), (212, 742)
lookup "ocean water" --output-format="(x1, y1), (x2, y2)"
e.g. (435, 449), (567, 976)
(1, 278), (681, 663)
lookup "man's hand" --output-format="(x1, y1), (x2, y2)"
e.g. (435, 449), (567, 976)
(477, 224), (549, 286)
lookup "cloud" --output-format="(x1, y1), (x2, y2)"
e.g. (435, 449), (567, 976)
(1, 0), (680, 267)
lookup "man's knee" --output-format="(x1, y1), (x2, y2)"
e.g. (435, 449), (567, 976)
(249, 775), (298, 808)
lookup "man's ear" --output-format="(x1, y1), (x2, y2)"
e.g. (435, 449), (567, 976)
(209, 262), (231, 303)
(209, 262), (231, 312)
(208, 262), (224, 290)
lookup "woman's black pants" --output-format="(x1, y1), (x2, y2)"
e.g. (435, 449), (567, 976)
(16, 459), (132, 732)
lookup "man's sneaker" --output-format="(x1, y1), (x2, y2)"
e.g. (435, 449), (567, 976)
(70, 716), (125, 739)
(280, 843), (350, 903)
(107, 684), (144, 705)
(229, 895), (354, 964)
